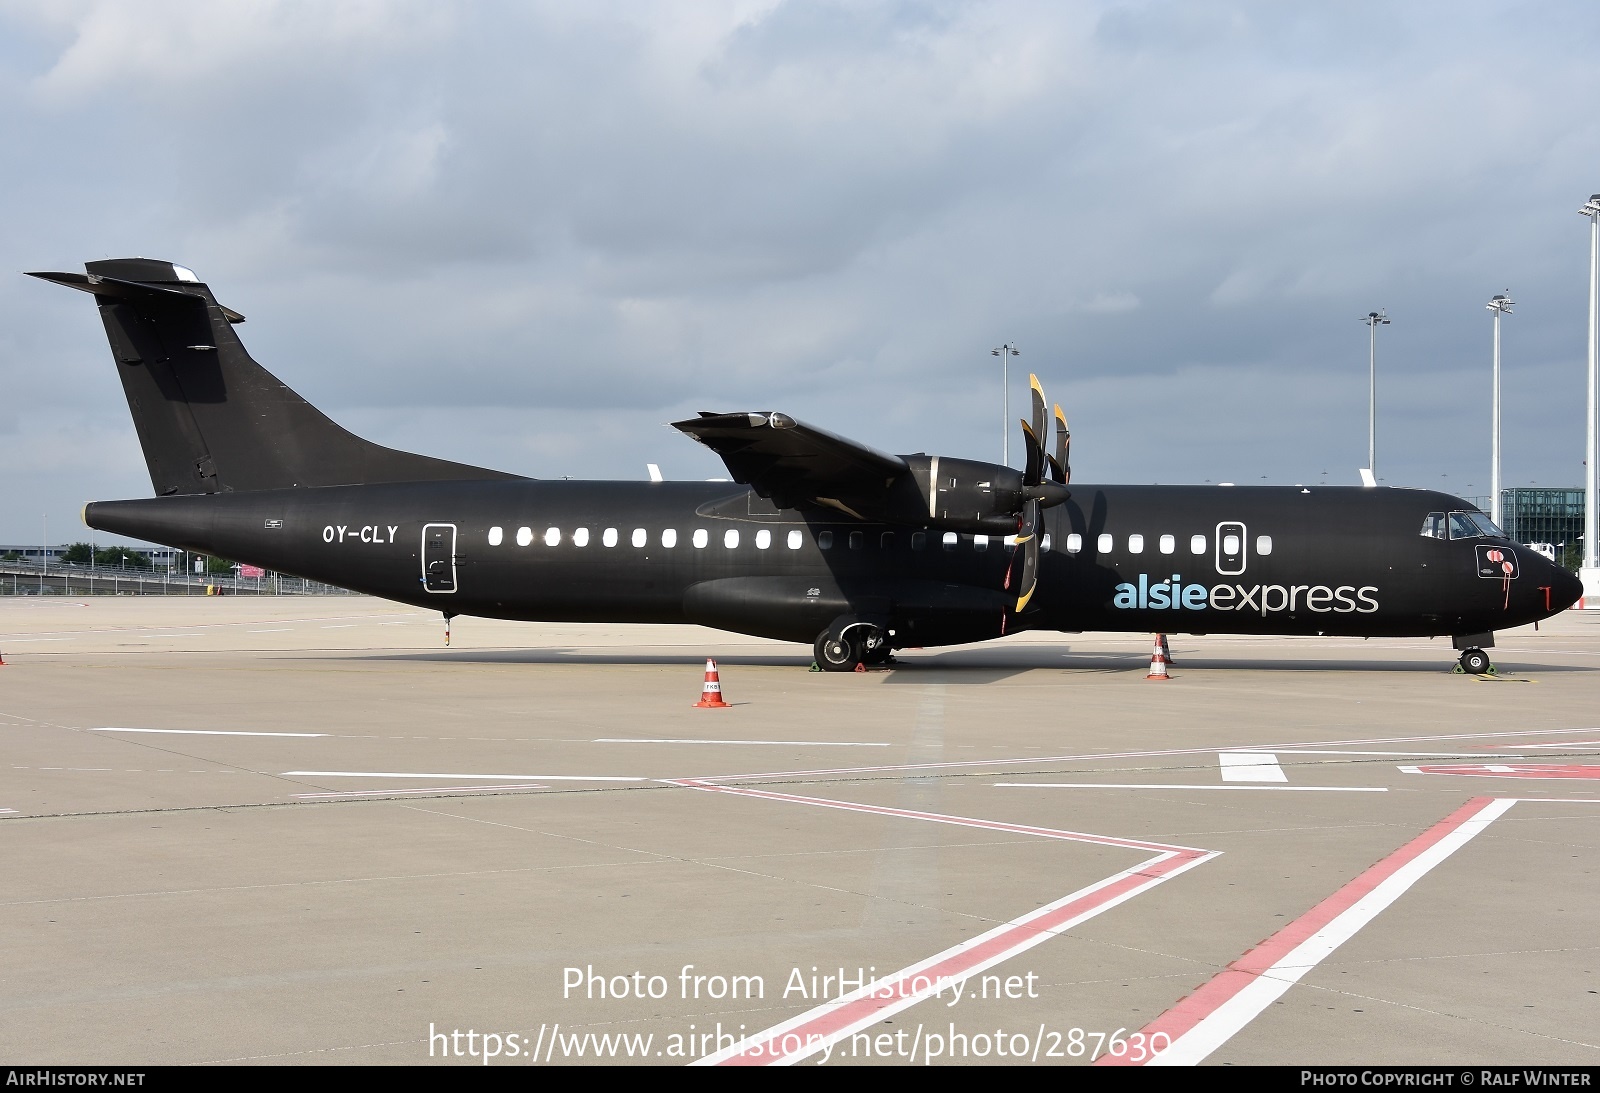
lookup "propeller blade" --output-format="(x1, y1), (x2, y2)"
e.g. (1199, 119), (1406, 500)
(1021, 418), (1043, 487)
(1029, 376), (1048, 471)
(1047, 403), (1070, 485)
(1010, 499), (1041, 612)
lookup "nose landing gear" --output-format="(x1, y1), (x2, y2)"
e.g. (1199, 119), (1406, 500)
(1451, 632), (1496, 676)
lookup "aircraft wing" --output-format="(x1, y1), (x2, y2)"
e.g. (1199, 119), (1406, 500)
(672, 412), (910, 520)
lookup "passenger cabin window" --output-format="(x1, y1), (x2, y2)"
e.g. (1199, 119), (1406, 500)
(1097, 533), (1113, 553)
(1256, 535), (1273, 556)
(631, 528), (647, 548)
(1128, 534), (1144, 554)
(911, 532), (926, 551)
(819, 531), (833, 550)
(973, 534), (988, 552)
(1222, 533), (1241, 555)
(756, 530), (771, 549)
(602, 528), (618, 547)
(1159, 534), (1175, 555)
(488, 526), (504, 546)
(545, 527), (560, 546)
(849, 531), (864, 550)
(693, 529), (709, 548)
(1421, 512), (1447, 539)
(942, 532), (958, 550)
(787, 530), (802, 549)
(724, 529), (740, 548)
(1190, 534), (1206, 554)
(573, 528), (589, 547)
(1041, 533), (1052, 552)
(881, 532), (894, 550)
(517, 526), (533, 547)
(661, 529), (677, 548)
(1066, 533), (1082, 554)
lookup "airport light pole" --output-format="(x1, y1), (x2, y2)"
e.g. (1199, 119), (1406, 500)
(1486, 293), (1513, 527)
(992, 344), (1020, 466)
(1581, 197), (1600, 602)
(1361, 310), (1390, 480)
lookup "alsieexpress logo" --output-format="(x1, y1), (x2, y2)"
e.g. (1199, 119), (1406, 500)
(1112, 573), (1379, 616)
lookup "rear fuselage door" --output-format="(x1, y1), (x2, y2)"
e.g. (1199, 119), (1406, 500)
(422, 523), (457, 593)
(1215, 521), (1247, 575)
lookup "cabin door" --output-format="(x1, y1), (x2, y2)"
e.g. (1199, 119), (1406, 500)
(1214, 521), (1248, 576)
(422, 523), (458, 593)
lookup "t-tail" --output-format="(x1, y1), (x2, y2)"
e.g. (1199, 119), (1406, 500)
(28, 258), (523, 496)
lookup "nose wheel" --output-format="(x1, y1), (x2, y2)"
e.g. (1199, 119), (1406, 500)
(1457, 647), (1492, 675)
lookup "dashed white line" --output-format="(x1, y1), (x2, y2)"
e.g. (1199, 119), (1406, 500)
(94, 727), (328, 738)
(292, 784), (551, 799)
(594, 738), (890, 747)
(1219, 752), (1288, 782)
(283, 771), (643, 782)
(996, 783), (1388, 793)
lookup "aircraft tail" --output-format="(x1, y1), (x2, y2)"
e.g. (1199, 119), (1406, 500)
(28, 258), (523, 495)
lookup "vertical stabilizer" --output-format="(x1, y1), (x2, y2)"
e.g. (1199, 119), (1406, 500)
(27, 259), (523, 495)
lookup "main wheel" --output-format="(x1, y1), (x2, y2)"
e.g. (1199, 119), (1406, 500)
(815, 631), (862, 672)
(1459, 648), (1491, 675)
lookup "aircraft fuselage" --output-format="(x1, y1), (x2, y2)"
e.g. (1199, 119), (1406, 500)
(86, 480), (1578, 651)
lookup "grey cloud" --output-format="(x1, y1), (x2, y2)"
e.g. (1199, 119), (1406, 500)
(5, 1), (1600, 543)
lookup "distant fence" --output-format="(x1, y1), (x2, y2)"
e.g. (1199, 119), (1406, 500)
(0, 561), (357, 596)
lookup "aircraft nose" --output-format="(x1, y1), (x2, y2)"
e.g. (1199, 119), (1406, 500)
(1546, 561), (1584, 612)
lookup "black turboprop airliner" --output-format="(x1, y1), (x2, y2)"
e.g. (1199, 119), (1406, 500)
(29, 258), (1583, 673)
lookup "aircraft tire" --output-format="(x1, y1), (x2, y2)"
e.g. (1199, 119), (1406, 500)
(1459, 648), (1491, 675)
(815, 631), (862, 672)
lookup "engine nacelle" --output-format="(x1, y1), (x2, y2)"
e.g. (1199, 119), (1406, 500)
(885, 455), (1029, 535)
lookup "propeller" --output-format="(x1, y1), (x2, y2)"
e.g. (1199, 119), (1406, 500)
(1004, 374), (1068, 619)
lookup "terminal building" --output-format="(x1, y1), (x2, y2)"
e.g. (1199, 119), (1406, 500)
(1461, 487), (1585, 569)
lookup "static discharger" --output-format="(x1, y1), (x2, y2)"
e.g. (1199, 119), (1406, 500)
(1146, 635), (1171, 681)
(694, 659), (731, 708)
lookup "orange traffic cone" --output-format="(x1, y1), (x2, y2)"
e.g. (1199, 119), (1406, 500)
(694, 659), (731, 708)
(1145, 635), (1170, 681)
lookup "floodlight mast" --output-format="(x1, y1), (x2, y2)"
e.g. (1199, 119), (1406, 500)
(1582, 195), (1600, 593)
(1487, 294), (1514, 528)
(992, 343), (1020, 466)
(1361, 310), (1390, 479)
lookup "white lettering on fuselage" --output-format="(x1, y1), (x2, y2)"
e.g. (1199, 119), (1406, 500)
(1111, 573), (1380, 616)
(322, 524), (399, 545)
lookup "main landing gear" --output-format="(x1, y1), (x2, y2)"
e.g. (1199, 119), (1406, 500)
(813, 621), (892, 672)
(1457, 647), (1492, 675)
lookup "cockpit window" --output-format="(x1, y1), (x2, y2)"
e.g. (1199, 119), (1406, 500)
(1466, 512), (1504, 537)
(1420, 512), (1446, 539)
(1447, 511), (1505, 540)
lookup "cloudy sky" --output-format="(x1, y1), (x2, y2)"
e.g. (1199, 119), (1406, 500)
(3, 0), (1599, 546)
